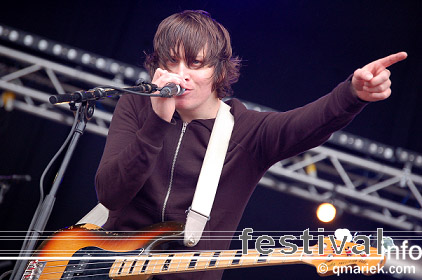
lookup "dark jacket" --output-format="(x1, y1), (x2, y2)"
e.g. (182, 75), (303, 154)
(95, 78), (367, 279)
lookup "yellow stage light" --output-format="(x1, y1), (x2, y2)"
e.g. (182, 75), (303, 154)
(317, 202), (336, 223)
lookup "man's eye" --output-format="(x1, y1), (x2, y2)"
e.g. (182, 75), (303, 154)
(167, 56), (178, 64)
(191, 60), (203, 67)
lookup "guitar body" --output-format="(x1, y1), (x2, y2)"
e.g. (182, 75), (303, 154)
(25, 222), (184, 280)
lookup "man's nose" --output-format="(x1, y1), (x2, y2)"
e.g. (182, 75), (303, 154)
(176, 62), (190, 80)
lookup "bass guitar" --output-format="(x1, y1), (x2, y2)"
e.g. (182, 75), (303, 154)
(22, 222), (386, 280)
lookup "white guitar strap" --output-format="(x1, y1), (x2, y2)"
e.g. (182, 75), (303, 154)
(184, 100), (234, 247)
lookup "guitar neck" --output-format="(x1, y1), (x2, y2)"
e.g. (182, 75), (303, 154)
(110, 248), (305, 279)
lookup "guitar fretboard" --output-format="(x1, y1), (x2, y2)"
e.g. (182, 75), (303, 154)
(109, 248), (305, 279)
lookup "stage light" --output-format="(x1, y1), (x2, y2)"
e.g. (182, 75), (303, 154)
(53, 44), (62, 55)
(339, 134), (347, 144)
(1, 91), (16, 111)
(395, 148), (422, 167)
(1, 24), (150, 84)
(384, 148), (394, 159)
(67, 49), (77, 60)
(369, 143), (377, 154)
(23, 35), (33, 46)
(81, 53), (91, 64)
(139, 71), (149, 81)
(110, 62), (120, 73)
(124, 67), (134, 78)
(416, 156), (422, 166)
(354, 138), (363, 149)
(38, 39), (48, 50)
(95, 58), (106, 69)
(399, 151), (409, 161)
(317, 202), (336, 223)
(9, 30), (19, 41)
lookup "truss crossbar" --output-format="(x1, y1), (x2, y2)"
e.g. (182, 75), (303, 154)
(0, 44), (119, 136)
(266, 146), (422, 232)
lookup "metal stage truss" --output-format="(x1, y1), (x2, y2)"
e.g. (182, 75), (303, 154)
(1, 43), (421, 234)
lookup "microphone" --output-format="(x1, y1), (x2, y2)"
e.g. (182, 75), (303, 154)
(49, 84), (158, 104)
(160, 83), (185, 98)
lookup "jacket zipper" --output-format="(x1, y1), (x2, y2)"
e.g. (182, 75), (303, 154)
(161, 121), (188, 222)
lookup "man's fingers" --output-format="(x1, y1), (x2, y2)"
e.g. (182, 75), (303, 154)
(354, 68), (374, 82)
(352, 52), (405, 102)
(367, 88), (392, 101)
(363, 79), (391, 93)
(152, 68), (187, 88)
(374, 52), (408, 69)
(365, 69), (391, 87)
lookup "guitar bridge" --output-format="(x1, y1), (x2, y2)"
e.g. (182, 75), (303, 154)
(22, 260), (46, 280)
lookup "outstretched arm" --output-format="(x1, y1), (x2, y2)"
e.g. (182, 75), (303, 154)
(253, 52), (408, 167)
(351, 52), (407, 102)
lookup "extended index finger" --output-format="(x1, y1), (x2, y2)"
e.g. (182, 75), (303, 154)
(376, 52), (408, 68)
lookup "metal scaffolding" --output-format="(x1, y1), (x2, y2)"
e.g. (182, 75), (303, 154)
(1, 43), (421, 233)
(262, 146), (422, 231)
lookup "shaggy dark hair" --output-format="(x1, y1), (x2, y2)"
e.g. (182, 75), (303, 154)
(144, 10), (241, 98)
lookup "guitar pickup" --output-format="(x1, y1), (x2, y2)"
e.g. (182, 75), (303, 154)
(63, 254), (91, 278)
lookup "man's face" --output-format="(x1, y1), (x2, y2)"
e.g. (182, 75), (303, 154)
(165, 50), (218, 118)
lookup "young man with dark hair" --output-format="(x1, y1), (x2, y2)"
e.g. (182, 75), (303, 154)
(95, 10), (406, 280)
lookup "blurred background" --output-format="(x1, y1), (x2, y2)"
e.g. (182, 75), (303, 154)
(0, 0), (421, 279)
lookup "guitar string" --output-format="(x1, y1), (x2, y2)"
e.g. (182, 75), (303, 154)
(1, 249), (402, 256)
(3, 232), (418, 238)
(27, 247), (377, 280)
(28, 248), (311, 277)
(30, 255), (291, 280)
(31, 255), (374, 280)
(23, 246), (330, 265)
(3, 236), (421, 245)
(1, 245), (407, 256)
(12, 238), (384, 259)
(25, 243), (380, 266)
(31, 258), (376, 280)
(3, 235), (400, 252)
(4, 235), (418, 239)
(0, 244), (412, 253)
(1, 245), (414, 257)
(2, 230), (421, 233)
(13, 240), (381, 258)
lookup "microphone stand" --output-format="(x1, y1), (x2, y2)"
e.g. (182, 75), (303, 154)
(10, 100), (96, 280)
(10, 80), (162, 280)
